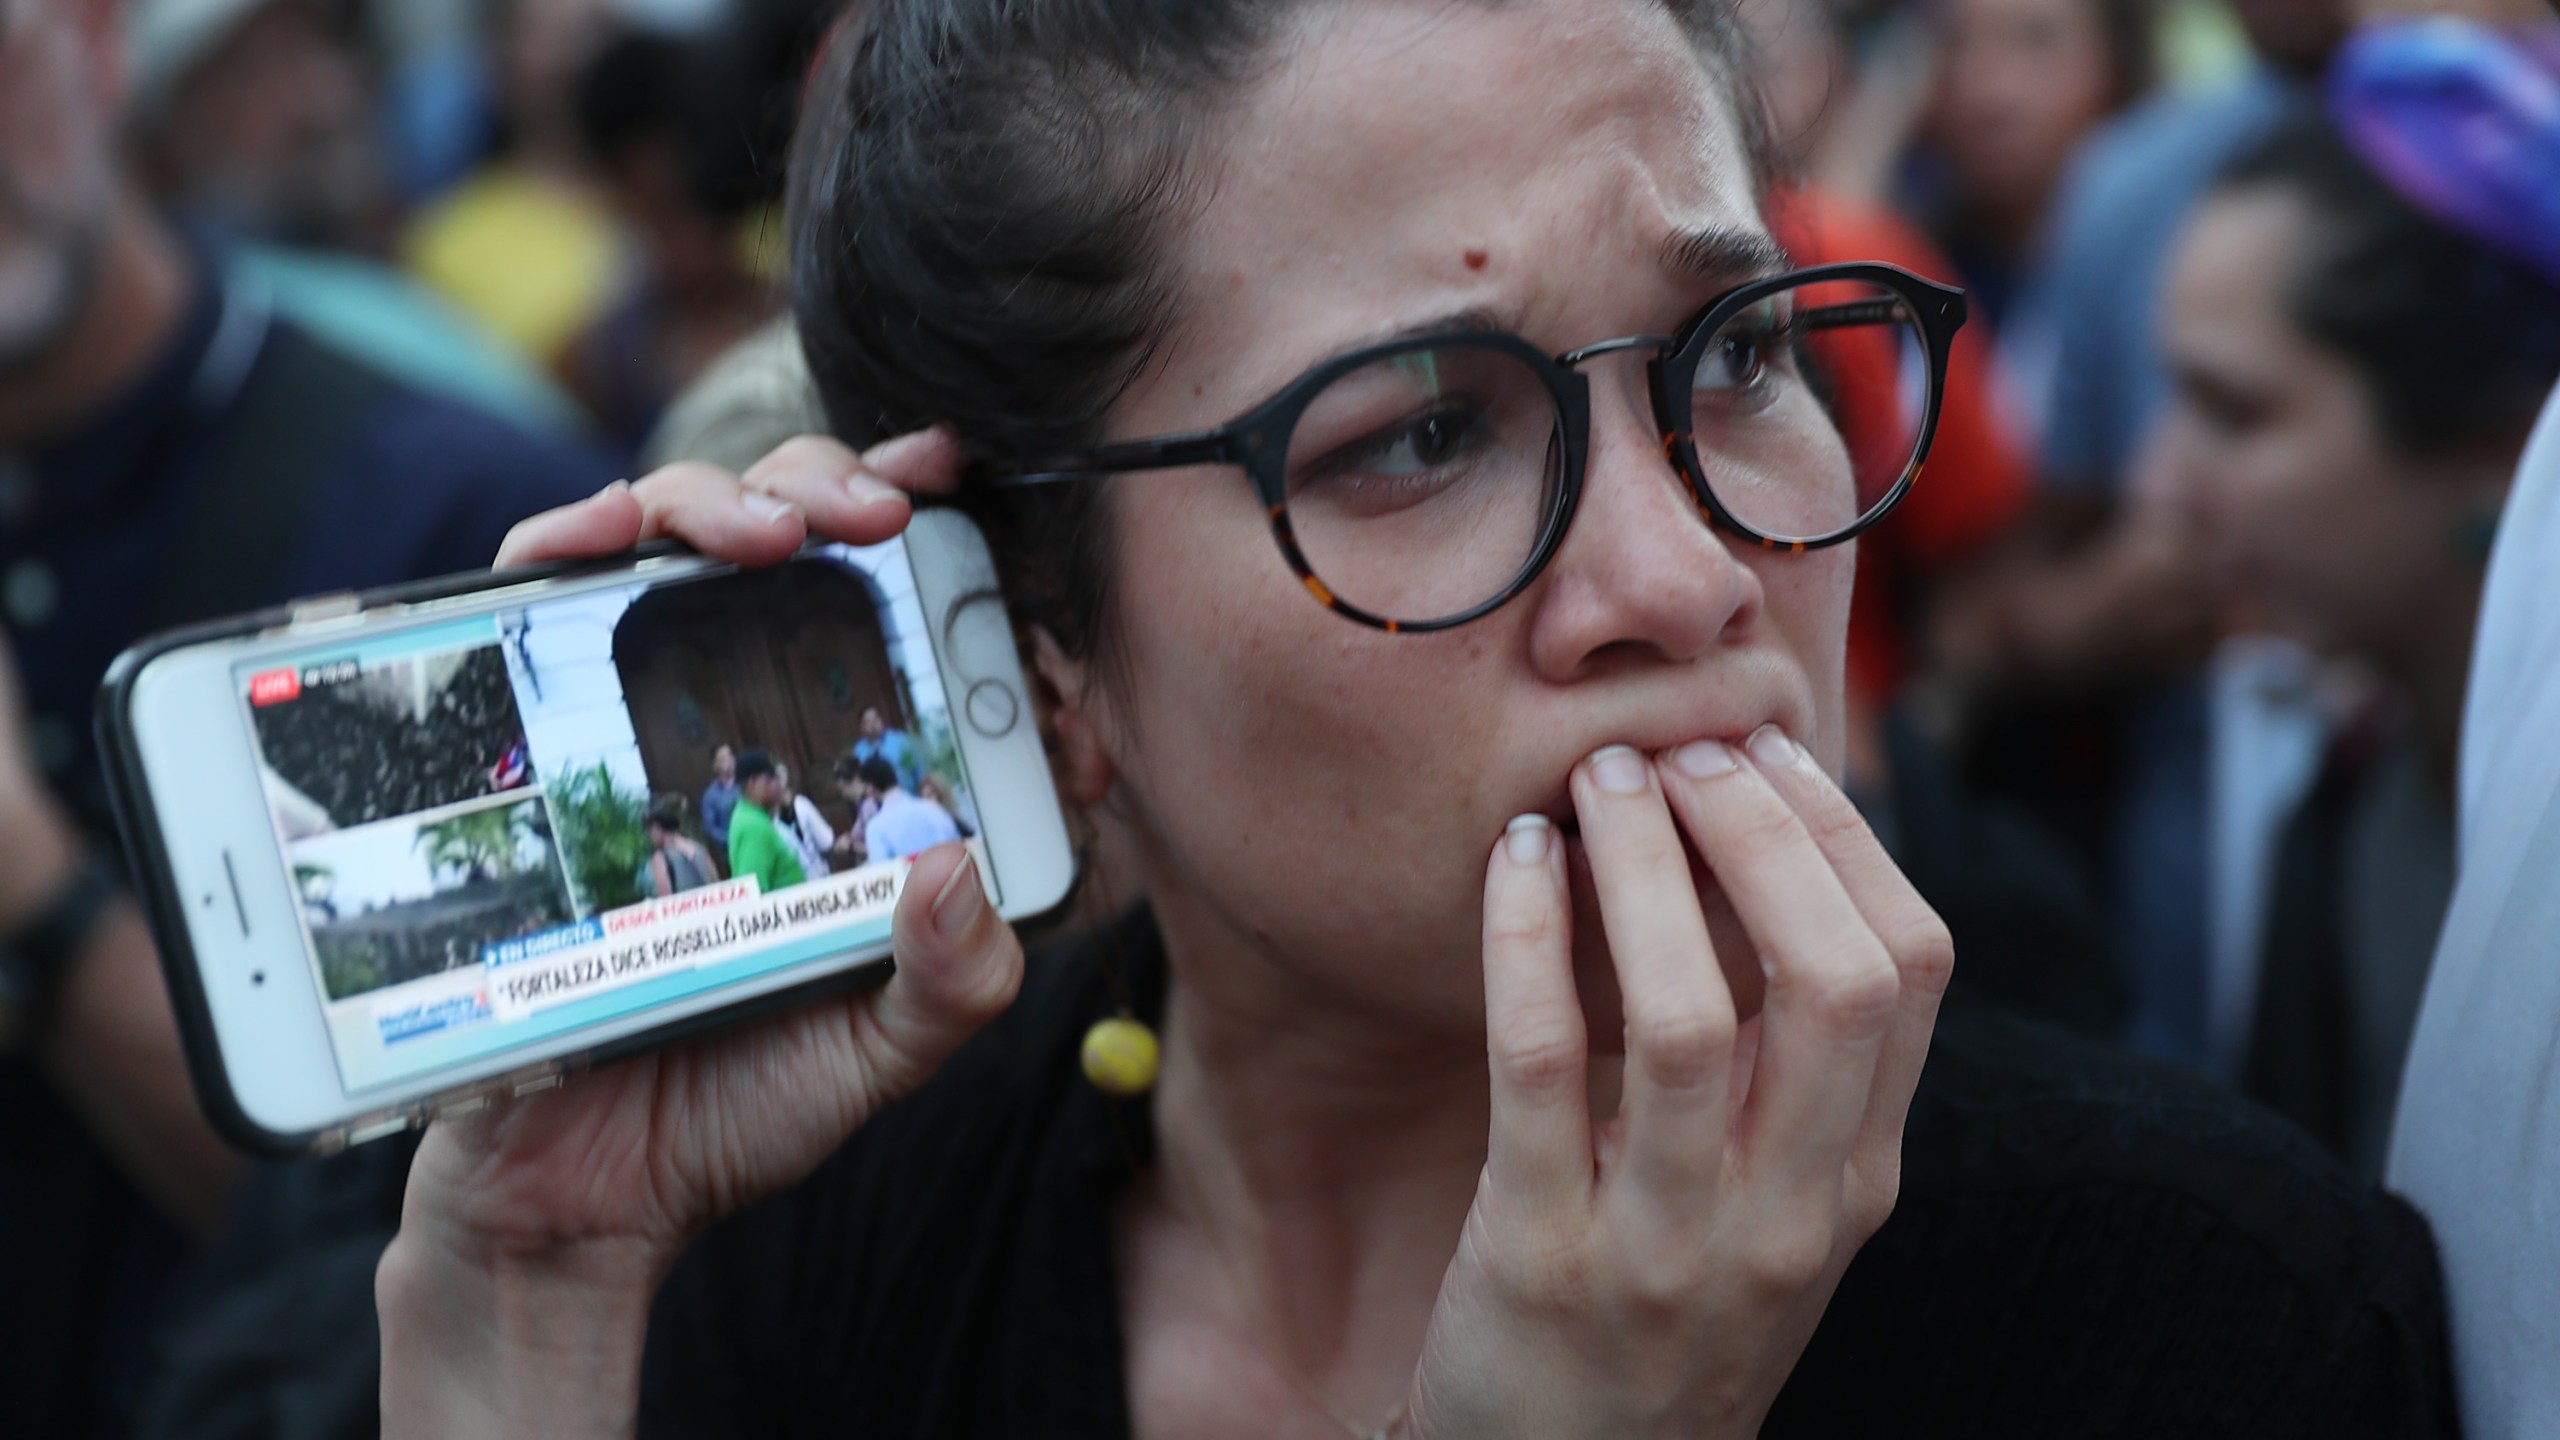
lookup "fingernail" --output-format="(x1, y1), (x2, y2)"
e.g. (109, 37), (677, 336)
(844, 470), (903, 506)
(1746, 723), (1800, 769)
(1504, 813), (1551, 864)
(1669, 738), (1738, 778)
(861, 430), (937, 476)
(932, 853), (983, 937)
(1589, 745), (1649, 795)
(742, 491), (800, 525)
(595, 479), (631, 502)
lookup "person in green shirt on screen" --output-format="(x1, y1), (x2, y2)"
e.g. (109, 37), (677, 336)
(726, 749), (808, 895)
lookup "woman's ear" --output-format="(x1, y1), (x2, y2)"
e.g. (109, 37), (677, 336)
(1032, 627), (1117, 808)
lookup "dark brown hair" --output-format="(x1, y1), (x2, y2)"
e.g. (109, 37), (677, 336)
(2219, 107), (2560, 457)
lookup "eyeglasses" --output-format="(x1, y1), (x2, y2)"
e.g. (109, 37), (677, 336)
(979, 262), (1968, 633)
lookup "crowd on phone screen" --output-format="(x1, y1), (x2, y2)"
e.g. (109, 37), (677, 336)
(649, 724), (965, 902)
(1, 0), (2557, 1434)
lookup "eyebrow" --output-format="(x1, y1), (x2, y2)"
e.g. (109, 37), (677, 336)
(1660, 226), (1794, 286)
(1240, 230), (1791, 407)
(1251, 304), (1515, 397)
(1360, 305), (1517, 352)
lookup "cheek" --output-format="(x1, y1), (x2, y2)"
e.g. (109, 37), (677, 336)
(1753, 543), (1853, 763)
(1090, 479), (1853, 1022)
(2217, 430), (2406, 607)
(2028, 54), (2115, 133)
(2216, 450), (2327, 577)
(1097, 477), (1513, 1003)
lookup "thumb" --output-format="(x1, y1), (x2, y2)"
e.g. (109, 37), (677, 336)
(846, 844), (1023, 1111)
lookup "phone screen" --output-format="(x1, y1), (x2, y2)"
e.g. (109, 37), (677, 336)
(232, 543), (994, 1095)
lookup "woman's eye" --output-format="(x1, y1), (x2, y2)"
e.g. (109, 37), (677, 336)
(1295, 399), (1498, 503)
(1693, 305), (1796, 405)
(1375, 406), (1483, 472)
(1696, 334), (1767, 393)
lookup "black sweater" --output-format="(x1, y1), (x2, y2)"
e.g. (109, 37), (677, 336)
(638, 913), (2458, 1438)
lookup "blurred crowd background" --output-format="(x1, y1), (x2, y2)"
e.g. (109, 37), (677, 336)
(5, 0), (2559, 1435)
(118, 0), (830, 457)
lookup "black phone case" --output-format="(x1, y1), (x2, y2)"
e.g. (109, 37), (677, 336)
(94, 540), (1070, 1157)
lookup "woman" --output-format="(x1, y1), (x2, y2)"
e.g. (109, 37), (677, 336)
(773, 759), (836, 880)
(378, 3), (2453, 1435)
(639, 795), (719, 899)
(2157, 36), (2560, 1175)
(828, 753), (881, 866)
(1912, 0), (2155, 328)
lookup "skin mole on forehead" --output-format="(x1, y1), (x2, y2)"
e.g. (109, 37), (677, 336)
(1464, 246), (1490, 270)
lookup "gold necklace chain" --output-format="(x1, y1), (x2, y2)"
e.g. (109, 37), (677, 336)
(1159, 1153), (1410, 1440)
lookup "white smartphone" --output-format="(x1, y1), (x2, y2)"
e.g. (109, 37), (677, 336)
(98, 512), (1076, 1155)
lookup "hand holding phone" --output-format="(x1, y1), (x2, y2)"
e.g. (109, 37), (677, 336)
(104, 417), (1067, 1144)
(489, 431), (963, 575)
(373, 435), (1033, 1437)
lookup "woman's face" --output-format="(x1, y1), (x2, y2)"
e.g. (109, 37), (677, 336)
(1928, 0), (2121, 222)
(2160, 189), (2471, 660)
(1072, 0), (1849, 1036)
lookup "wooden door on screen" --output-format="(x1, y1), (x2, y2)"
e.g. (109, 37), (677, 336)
(611, 560), (909, 835)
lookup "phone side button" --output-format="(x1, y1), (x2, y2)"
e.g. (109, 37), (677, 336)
(346, 1114), (422, 1147)
(288, 593), (363, 626)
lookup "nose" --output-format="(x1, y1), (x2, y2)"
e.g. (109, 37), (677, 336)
(1521, 378), (1766, 680)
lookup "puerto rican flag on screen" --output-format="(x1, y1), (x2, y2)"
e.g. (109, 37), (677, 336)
(489, 738), (531, 791)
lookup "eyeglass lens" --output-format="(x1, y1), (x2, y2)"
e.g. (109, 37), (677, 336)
(1275, 275), (1932, 628)
(1681, 276), (1928, 544)
(1280, 345), (1566, 625)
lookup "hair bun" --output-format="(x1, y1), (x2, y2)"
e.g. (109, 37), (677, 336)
(2331, 18), (2560, 289)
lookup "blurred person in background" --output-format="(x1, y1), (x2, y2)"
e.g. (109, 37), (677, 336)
(2158, 72), (2560, 1175)
(1907, 0), (2158, 338)
(400, 0), (626, 378)
(640, 313), (826, 470)
(123, 0), (586, 435)
(1935, 0), (2353, 1071)
(126, 0), (382, 253)
(559, 0), (828, 457)
(2031, 0), (2346, 491)
(1740, 0), (2037, 753)
(1741, 0), (2127, 1039)
(0, 1), (614, 1432)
